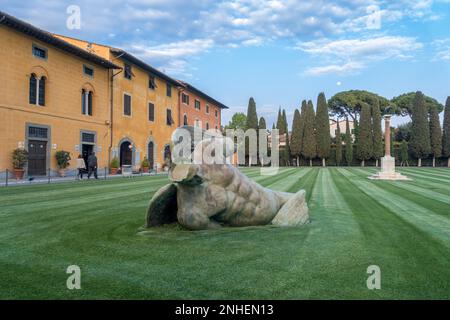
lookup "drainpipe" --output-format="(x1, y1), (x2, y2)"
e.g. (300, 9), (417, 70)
(108, 53), (124, 167)
(178, 87), (185, 127)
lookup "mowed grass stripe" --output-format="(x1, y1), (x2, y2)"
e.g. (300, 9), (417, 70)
(400, 168), (450, 179)
(398, 169), (450, 186)
(350, 168), (450, 218)
(333, 168), (450, 298)
(309, 169), (361, 235)
(0, 180), (166, 216)
(267, 168), (312, 192)
(0, 175), (170, 204)
(338, 168), (450, 246)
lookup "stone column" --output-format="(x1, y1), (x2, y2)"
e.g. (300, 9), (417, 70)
(384, 116), (391, 157)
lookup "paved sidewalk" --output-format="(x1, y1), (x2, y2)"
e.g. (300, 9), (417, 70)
(1, 171), (168, 187)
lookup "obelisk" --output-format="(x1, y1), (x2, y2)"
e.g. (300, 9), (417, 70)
(369, 115), (410, 180)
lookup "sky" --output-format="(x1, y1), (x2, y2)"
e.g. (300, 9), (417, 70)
(2, 0), (450, 128)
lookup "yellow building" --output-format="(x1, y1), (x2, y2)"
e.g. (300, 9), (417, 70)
(54, 35), (182, 170)
(1, 11), (227, 176)
(0, 12), (119, 176)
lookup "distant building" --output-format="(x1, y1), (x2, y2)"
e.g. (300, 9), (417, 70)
(330, 119), (355, 140)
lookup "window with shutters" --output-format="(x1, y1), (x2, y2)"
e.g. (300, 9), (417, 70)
(195, 100), (201, 110)
(215, 109), (218, 118)
(182, 93), (189, 105)
(206, 104), (210, 114)
(166, 83), (172, 97)
(124, 94), (132, 116)
(166, 109), (173, 126)
(183, 114), (188, 126)
(148, 103), (155, 122)
(124, 64), (132, 80)
(149, 75), (156, 90)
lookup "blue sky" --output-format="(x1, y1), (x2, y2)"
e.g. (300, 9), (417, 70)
(2, 0), (450, 127)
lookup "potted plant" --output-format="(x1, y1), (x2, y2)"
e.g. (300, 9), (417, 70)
(55, 150), (71, 177)
(12, 148), (28, 180)
(110, 157), (119, 175)
(141, 157), (150, 173)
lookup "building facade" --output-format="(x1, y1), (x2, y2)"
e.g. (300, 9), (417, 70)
(178, 81), (226, 131)
(0, 12), (118, 176)
(0, 11), (227, 175)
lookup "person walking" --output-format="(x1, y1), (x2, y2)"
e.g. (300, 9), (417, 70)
(76, 154), (86, 180)
(87, 152), (98, 179)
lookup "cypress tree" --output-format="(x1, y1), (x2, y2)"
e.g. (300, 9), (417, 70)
(345, 117), (353, 166)
(276, 108), (284, 135)
(400, 140), (409, 166)
(356, 103), (373, 166)
(315, 92), (331, 167)
(372, 99), (383, 166)
(246, 97), (258, 166)
(335, 119), (343, 166)
(259, 117), (267, 165)
(290, 109), (302, 166)
(259, 117), (266, 130)
(410, 91), (431, 167)
(443, 97), (450, 167)
(282, 109), (290, 166)
(429, 106), (442, 167)
(302, 100), (317, 166)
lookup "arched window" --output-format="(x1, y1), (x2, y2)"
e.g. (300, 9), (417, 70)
(206, 122), (209, 130)
(29, 74), (37, 104)
(29, 74), (46, 106)
(81, 89), (93, 116)
(183, 114), (188, 126)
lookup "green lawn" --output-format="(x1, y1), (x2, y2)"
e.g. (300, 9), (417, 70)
(1, 167), (450, 299)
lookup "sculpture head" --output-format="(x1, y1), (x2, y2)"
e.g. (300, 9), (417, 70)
(169, 164), (203, 186)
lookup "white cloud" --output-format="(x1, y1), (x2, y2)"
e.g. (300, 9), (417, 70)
(298, 36), (422, 76)
(129, 39), (214, 60)
(297, 36), (423, 60)
(432, 38), (450, 61)
(304, 62), (365, 76)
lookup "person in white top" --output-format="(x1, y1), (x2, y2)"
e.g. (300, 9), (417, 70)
(76, 154), (86, 180)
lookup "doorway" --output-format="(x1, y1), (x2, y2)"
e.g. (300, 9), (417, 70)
(82, 144), (94, 168)
(28, 140), (47, 176)
(120, 141), (133, 166)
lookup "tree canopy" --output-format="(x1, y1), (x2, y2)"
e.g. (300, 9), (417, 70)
(224, 112), (247, 131)
(391, 92), (444, 116)
(290, 109), (302, 159)
(328, 90), (392, 121)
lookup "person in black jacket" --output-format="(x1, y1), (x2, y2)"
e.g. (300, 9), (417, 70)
(87, 152), (98, 179)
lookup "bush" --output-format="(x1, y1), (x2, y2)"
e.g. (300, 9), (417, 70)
(55, 151), (71, 169)
(141, 157), (150, 168)
(110, 157), (119, 169)
(12, 148), (28, 169)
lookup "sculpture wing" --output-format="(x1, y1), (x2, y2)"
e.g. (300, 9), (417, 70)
(146, 183), (178, 227)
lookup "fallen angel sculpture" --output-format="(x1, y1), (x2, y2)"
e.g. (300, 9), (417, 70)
(146, 163), (309, 230)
